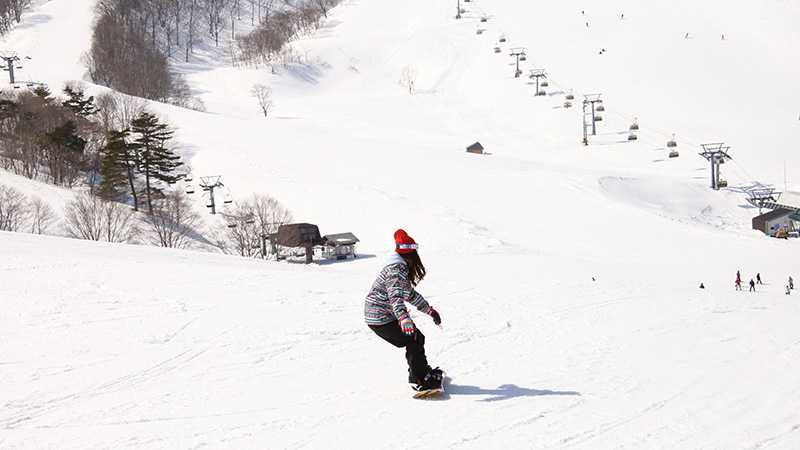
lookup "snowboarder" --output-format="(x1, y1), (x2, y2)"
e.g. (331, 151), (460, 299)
(699, 283), (705, 289)
(789, 276), (794, 290)
(365, 229), (443, 393)
(757, 273), (763, 285)
(786, 285), (791, 295)
(749, 279), (756, 292)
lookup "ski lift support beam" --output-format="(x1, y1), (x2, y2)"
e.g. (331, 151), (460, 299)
(698, 143), (732, 190)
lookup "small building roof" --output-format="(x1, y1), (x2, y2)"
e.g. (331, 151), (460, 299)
(323, 232), (360, 245)
(273, 223), (323, 247)
(755, 208), (793, 222)
(467, 142), (484, 151)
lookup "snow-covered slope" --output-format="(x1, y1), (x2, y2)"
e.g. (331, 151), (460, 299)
(2, 0), (800, 448)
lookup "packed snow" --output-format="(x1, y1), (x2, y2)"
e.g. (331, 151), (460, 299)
(2, 0), (800, 448)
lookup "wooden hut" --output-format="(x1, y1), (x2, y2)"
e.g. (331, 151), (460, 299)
(272, 223), (324, 263)
(466, 142), (485, 154)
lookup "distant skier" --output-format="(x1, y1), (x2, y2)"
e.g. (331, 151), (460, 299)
(749, 279), (756, 292)
(789, 276), (794, 290)
(699, 283), (705, 289)
(735, 271), (742, 291)
(684, 32), (690, 39)
(786, 285), (792, 295)
(621, 13), (624, 20)
(757, 273), (763, 285)
(365, 229), (443, 392)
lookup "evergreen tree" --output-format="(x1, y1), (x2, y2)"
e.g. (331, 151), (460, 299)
(99, 129), (138, 206)
(32, 85), (52, 101)
(130, 112), (183, 213)
(62, 86), (99, 117)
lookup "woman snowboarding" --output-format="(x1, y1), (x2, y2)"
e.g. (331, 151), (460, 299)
(365, 229), (443, 392)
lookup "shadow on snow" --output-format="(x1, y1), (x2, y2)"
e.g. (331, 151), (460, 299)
(443, 381), (581, 402)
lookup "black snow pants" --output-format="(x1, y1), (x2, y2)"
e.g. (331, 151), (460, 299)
(369, 321), (429, 383)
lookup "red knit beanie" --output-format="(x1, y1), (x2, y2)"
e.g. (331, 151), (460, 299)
(394, 229), (418, 254)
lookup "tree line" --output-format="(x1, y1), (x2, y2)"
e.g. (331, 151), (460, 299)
(0, 83), (294, 254)
(0, 0), (30, 35)
(86, 0), (341, 102)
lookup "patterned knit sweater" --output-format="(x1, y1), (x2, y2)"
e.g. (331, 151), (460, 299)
(364, 254), (431, 326)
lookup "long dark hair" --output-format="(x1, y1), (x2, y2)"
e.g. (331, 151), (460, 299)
(400, 250), (426, 286)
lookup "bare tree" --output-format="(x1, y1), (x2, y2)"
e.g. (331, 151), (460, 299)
(28, 197), (56, 234)
(223, 201), (261, 257)
(143, 190), (201, 248)
(222, 193), (291, 257)
(399, 65), (417, 95)
(0, 184), (29, 231)
(250, 83), (274, 117)
(64, 193), (136, 242)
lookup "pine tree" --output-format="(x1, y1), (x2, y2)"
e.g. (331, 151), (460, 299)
(99, 129), (138, 206)
(130, 112), (183, 213)
(62, 86), (99, 117)
(32, 85), (52, 101)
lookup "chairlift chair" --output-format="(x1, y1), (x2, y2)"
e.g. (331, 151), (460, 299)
(519, 55), (527, 61)
(594, 115), (603, 122)
(476, 29), (484, 35)
(185, 189), (195, 194)
(718, 180), (729, 188)
(536, 90), (546, 96)
(566, 93), (575, 100)
(667, 133), (678, 148)
(540, 81), (549, 87)
(629, 120), (639, 131)
(494, 47), (501, 53)
(227, 223), (238, 229)
(481, 17), (488, 23)
(564, 101), (573, 108)
(499, 36), (507, 43)
(669, 150), (680, 158)
(595, 104), (605, 112)
(628, 133), (638, 141)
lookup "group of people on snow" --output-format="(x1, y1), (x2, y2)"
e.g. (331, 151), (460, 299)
(733, 270), (794, 295)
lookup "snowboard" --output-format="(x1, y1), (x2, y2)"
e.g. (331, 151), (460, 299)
(413, 387), (444, 399)
(412, 374), (447, 399)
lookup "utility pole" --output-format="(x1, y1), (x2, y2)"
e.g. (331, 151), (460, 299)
(582, 94), (603, 145)
(199, 176), (225, 214)
(699, 143), (732, 190)
(529, 69), (547, 96)
(509, 48), (526, 78)
(456, 0), (461, 19)
(0, 54), (28, 85)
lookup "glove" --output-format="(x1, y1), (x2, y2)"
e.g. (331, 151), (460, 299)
(427, 306), (441, 326)
(399, 316), (416, 336)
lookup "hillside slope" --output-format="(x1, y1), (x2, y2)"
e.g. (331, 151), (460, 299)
(2, 0), (800, 448)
